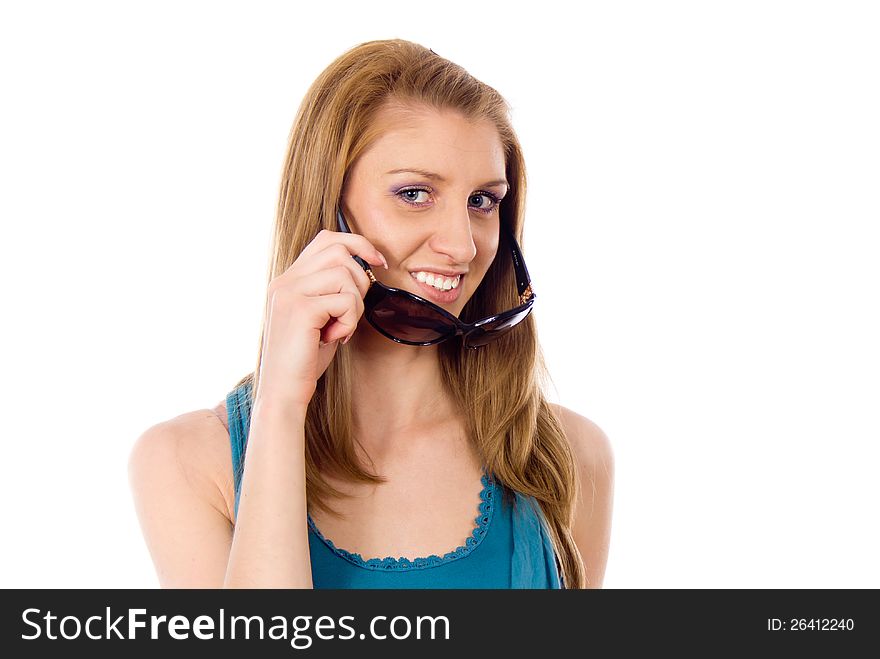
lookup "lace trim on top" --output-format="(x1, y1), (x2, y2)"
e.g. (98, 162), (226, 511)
(307, 471), (496, 571)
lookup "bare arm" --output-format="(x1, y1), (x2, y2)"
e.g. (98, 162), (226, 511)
(219, 229), (384, 587)
(223, 398), (312, 588)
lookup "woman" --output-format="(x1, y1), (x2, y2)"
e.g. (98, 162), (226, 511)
(128, 39), (614, 589)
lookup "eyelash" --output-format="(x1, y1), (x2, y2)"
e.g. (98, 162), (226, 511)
(395, 187), (502, 214)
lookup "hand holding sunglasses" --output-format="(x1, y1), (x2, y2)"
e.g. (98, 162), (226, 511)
(336, 209), (536, 350)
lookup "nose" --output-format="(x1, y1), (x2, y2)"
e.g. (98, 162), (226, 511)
(426, 203), (477, 265)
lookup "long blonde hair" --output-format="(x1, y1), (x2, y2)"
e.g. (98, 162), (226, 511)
(234, 39), (586, 588)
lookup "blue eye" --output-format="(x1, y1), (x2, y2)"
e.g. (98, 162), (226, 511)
(399, 188), (431, 204)
(469, 192), (501, 213)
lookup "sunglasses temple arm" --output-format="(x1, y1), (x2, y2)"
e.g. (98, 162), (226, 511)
(501, 220), (533, 297)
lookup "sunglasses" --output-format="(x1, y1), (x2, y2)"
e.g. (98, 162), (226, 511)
(336, 209), (536, 350)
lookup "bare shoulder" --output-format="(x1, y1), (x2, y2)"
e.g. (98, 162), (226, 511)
(549, 404), (614, 478)
(549, 403), (615, 588)
(127, 400), (238, 587)
(128, 401), (235, 526)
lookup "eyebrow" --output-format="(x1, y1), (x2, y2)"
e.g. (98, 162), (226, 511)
(385, 168), (509, 189)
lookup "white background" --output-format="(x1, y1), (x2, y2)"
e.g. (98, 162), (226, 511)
(1, 0), (877, 588)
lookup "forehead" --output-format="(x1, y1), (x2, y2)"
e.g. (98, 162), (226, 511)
(359, 102), (506, 180)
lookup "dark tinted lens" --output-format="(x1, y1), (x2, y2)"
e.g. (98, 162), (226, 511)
(465, 305), (533, 348)
(368, 292), (456, 344)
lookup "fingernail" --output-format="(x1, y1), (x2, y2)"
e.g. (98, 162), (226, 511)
(377, 252), (388, 270)
(342, 333), (354, 345)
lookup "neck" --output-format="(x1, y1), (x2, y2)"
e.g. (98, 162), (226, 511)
(347, 324), (461, 453)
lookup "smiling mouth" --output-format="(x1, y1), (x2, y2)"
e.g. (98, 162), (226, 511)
(410, 271), (461, 291)
(408, 271), (464, 303)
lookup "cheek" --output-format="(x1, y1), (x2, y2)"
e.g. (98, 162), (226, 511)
(356, 210), (410, 258)
(475, 230), (500, 272)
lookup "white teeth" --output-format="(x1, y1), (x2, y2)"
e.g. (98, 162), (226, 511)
(410, 271), (462, 292)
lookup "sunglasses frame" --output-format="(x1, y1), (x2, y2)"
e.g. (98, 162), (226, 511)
(336, 208), (536, 350)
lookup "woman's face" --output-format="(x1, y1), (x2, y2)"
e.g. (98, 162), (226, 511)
(341, 102), (508, 319)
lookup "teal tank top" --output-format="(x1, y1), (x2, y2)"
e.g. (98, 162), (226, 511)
(226, 381), (562, 588)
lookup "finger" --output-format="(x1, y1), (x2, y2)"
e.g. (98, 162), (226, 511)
(305, 291), (362, 344)
(292, 266), (365, 310)
(288, 267), (365, 328)
(300, 229), (388, 270)
(297, 242), (372, 299)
